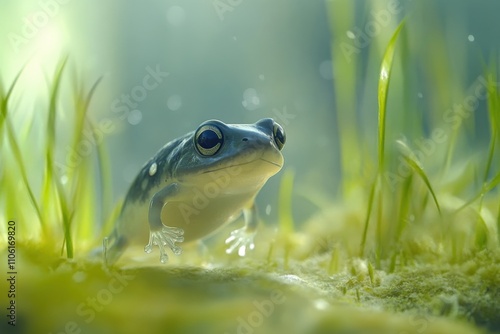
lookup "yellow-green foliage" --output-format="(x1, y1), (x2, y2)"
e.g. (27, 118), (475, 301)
(0, 60), (107, 258)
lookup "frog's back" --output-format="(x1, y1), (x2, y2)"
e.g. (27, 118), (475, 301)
(103, 133), (191, 263)
(124, 133), (191, 205)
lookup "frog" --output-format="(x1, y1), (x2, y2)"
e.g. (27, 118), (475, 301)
(103, 118), (286, 265)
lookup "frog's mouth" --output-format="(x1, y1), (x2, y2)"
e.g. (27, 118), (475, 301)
(258, 157), (283, 168)
(203, 158), (282, 174)
(202, 149), (283, 175)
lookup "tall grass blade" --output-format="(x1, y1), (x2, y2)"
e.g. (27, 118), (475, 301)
(41, 57), (74, 256)
(360, 20), (405, 258)
(377, 19), (405, 171)
(0, 66), (25, 133)
(359, 177), (377, 257)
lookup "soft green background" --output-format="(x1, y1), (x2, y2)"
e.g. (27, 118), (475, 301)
(1, 1), (500, 333)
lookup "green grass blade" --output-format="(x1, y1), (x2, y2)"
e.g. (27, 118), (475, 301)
(377, 19), (405, 171)
(402, 155), (441, 216)
(395, 174), (413, 242)
(327, 0), (361, 195)
(41, 56), (73, 256)
(95, 122), (112, 231)
(1, 67), (46, 230)
(473, 211), (489, 250)
(5, 118), (45, 228)
(482, 64), (499, 185)
(456, 169), (500, 213)
(72, 158), (94, 249)
(100, 199), (124, 240)
(0, 66), (25, 132)
(360, 20), (405, 258)
(360, 177), (378, 257)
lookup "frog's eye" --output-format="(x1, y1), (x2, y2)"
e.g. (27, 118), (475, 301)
(195, 124), (224, 156)
(273, 122), (286, 150)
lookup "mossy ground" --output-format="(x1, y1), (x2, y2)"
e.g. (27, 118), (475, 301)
(1, 230), (498, 334)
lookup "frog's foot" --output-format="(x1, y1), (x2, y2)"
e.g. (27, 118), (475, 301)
(144, 226), (185, 264)
(225, 227), (256, 257)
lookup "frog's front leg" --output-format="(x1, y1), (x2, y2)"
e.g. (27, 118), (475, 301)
(225, 203), (259, 256)
(144, 183), (185, 263)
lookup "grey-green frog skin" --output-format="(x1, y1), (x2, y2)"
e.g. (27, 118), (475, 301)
(104, 118), (286, 265)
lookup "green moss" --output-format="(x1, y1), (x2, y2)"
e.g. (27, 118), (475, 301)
(2, 244), (497, 334)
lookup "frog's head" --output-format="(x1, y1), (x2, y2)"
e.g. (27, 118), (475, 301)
(173, 118), (286, 190)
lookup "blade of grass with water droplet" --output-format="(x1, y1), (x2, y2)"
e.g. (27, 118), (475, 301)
(360, 20), (405, 258)
(378, 19), (405, 171)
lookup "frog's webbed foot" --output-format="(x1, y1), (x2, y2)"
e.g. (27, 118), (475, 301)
(225, 227), (256, 257)
(145, 226), (184, 263)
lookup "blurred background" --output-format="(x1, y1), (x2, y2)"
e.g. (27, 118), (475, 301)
(0, 0), (499, 237)
(1, 0), (339, 228)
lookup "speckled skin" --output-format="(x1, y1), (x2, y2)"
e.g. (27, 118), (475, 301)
(103, 118), (285, 264)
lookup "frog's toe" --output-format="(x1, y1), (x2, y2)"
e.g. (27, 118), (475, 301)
(145, 226), (184, 263)
(225, 228), (256, 257)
